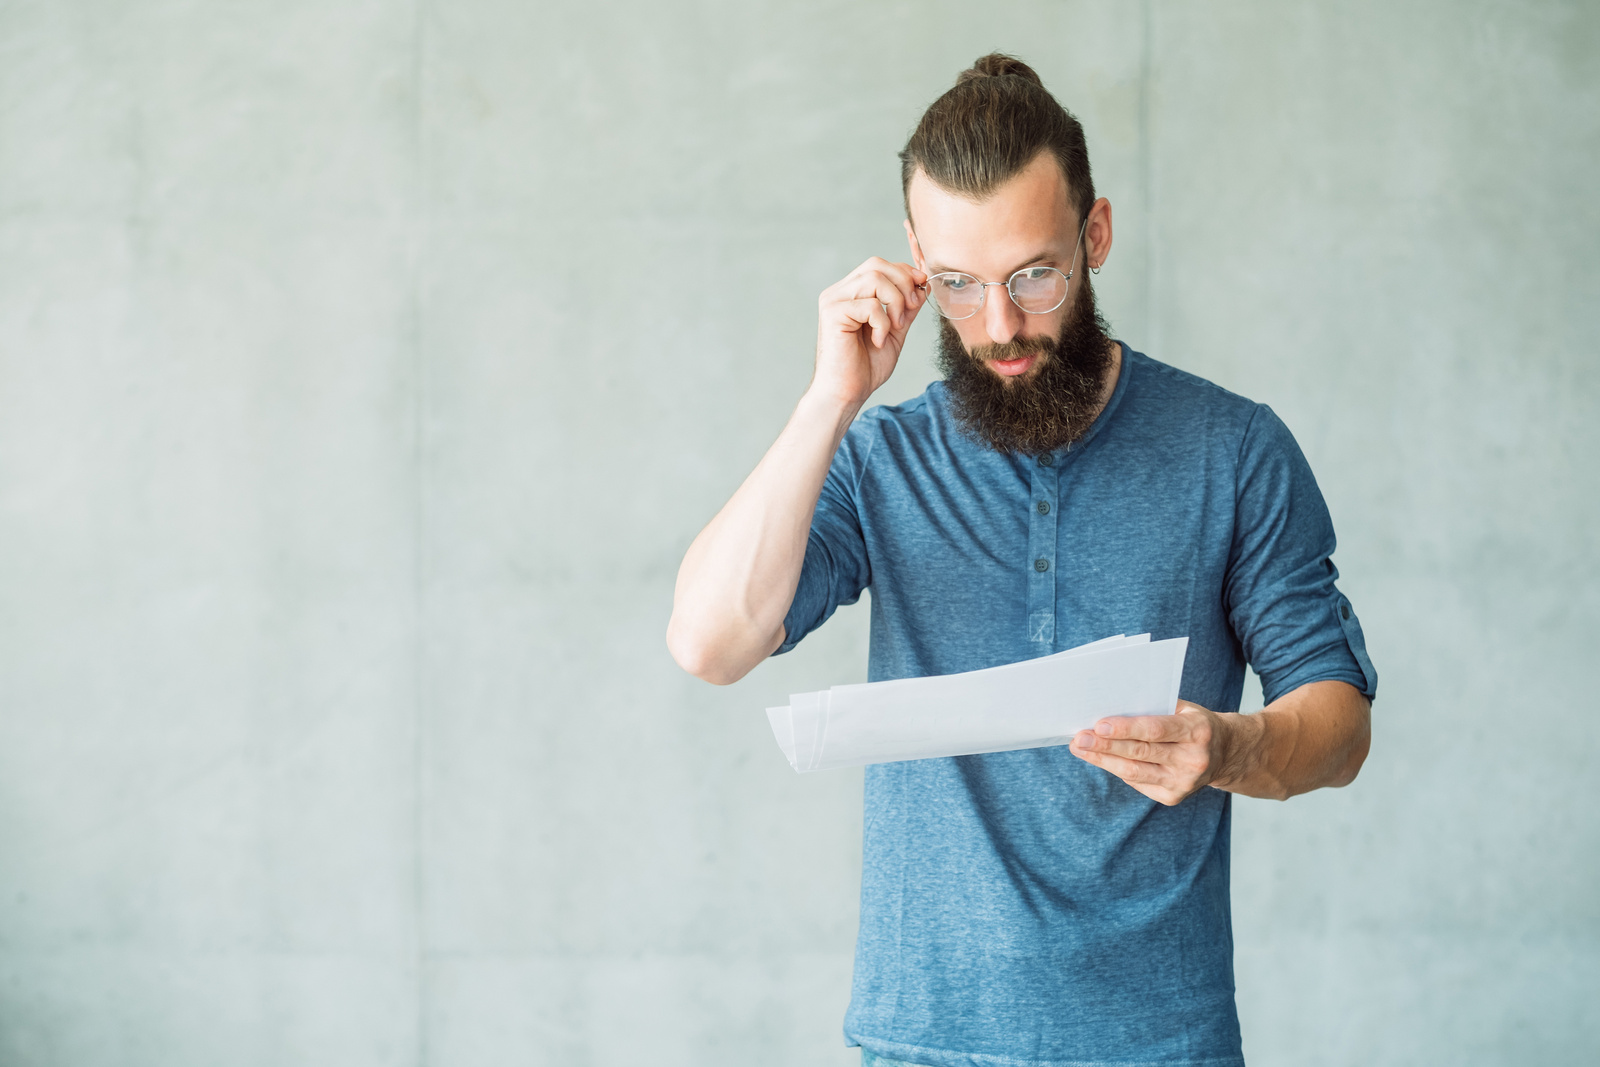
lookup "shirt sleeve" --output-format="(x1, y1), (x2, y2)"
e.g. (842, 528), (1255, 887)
(1225, 404), (1378, 703)
(773, 421), (875, 656)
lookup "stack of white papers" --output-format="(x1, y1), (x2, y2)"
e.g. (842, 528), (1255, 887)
(765, 634), (1188, 773)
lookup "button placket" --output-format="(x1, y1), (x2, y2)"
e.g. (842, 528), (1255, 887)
(1026, 454), (1059, 646)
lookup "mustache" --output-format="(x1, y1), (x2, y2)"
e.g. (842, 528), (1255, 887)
(967, 334), (1054, 364)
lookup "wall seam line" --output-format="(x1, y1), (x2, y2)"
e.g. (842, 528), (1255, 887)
(1141, 0), (1154, 344)
(409, 0), (429, 1063)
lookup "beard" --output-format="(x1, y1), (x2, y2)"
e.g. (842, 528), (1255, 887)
(936, 274), (1115, 456)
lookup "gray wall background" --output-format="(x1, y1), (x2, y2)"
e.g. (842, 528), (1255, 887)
(0, 1), (1595, 1064)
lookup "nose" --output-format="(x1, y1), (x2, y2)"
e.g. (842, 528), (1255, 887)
(982, 283), (1024, 345)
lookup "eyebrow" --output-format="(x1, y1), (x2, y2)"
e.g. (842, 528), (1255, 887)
(926, 251), (1061, 277)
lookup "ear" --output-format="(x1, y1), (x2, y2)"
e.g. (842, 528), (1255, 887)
(1086, 197), (1113, 270)
(904, 219), (926, 271)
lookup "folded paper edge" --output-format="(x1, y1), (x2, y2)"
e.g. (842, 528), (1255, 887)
(765, 706), (798, 770)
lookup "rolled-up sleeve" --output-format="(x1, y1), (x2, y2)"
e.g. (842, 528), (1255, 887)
(1224, 405), (1378, 703)
(774, 425), (875, 656)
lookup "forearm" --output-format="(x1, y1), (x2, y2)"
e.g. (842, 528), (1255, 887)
(1210, 680), (1372, 801)
(666, 388), (859, 685)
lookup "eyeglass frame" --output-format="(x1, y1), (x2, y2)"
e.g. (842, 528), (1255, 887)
(919, 216), (1089, 320)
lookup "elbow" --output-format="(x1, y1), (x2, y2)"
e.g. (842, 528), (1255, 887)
(665, 616), (752, 686)
(1330, 713), (1372, 788)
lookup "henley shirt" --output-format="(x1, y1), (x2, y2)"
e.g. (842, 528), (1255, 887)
(777, 345), (1377, 1067)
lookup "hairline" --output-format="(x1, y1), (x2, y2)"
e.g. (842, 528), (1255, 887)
(901, 149), (1088, 231)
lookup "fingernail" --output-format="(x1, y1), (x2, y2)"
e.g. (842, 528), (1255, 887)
(1095, 721), (1114, 736)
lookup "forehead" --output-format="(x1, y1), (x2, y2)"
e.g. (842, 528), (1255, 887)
(908, 152), (1076, 274)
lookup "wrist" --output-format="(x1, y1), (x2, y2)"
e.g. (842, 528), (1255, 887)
(1211, 711), (1265, 791)
(796, 383), (864, 437)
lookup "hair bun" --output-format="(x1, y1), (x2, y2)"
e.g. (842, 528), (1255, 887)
(956, 53), (1043, 87)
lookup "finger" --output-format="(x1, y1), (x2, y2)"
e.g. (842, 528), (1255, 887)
(838, 297), (893, 349)
(844, 269), (913, 329)
(1072, 743), (1190, 806)
(852, 257), (923, 293)
(834, 296), (891, 332)
(850, 261), (923, 323)
(885, 260), (930, 307)
(1069, 741), (1168, 787)
(833, 272), (906, 329)
(899, 266), (929, 310)
(1074, 731), (1163, 763)
(1093, 714), (1188, 743)
(887, 290), (924, 341)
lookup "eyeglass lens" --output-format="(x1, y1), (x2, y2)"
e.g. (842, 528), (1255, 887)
(927, 267), (1068, 320)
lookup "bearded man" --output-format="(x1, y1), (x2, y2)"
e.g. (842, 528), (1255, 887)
(667, 54), (1377, 1067)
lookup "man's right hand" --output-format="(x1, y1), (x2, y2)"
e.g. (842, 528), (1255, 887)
(812, 257), (927, 411)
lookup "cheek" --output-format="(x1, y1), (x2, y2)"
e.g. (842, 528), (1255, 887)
(950, 319), (988, 351)
(1022, 309), (1067, 340)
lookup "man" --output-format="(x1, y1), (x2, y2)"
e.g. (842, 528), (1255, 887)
(667, 54), (1377, 1067)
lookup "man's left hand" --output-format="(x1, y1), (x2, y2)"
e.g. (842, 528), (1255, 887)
(1069, 703), (1252, 806)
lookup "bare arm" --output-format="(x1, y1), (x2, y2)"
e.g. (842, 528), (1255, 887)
(1209, 679), (1371, 799)
(1069, 679), (1371, 805)
(666, 258), (927, 685)
(665, 393), (857, 684)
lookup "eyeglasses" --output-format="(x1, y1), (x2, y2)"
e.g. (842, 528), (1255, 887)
(921, 218), (1087, 320)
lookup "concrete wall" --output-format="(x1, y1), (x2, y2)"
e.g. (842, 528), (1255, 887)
(0, 1), (1594, 1063)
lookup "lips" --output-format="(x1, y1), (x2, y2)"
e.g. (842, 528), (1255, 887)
(989, 355), (1035, 377)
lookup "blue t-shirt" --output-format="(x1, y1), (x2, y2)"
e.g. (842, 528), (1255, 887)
(777, 346), (1377, 1067)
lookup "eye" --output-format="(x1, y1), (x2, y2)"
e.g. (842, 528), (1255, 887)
(1027, 267), (1050, 280)
(941, 276), (969, 291)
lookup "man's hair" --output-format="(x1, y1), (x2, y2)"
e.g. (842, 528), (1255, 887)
(900, 53), (1095, 223)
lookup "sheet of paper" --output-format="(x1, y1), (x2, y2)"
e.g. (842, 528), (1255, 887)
(765, 634), (1187, 773)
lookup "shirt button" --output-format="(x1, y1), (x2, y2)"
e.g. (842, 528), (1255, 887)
(1036, 500), (1050, 515)
(1038, 453), (1055, 467)
(1341, 603), (1351, 620)
(1034, 558), (1050, 573)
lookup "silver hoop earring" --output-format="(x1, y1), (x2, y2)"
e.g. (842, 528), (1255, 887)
(1090, 266), (1101, 275)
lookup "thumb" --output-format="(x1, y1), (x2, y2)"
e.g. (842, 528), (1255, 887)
(882, 297), (923, 351)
